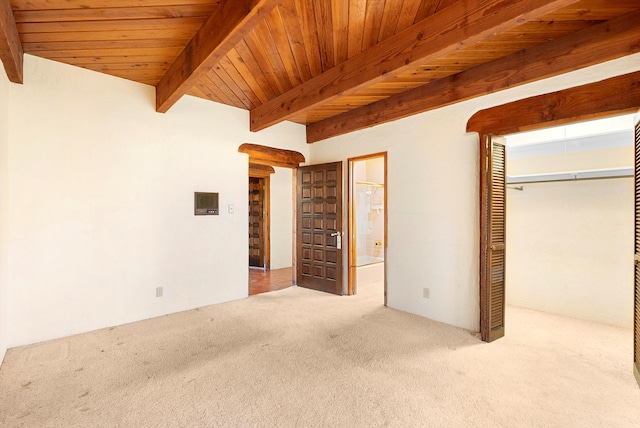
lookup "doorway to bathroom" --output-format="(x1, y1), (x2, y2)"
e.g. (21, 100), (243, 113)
(348, 153), (387, 303)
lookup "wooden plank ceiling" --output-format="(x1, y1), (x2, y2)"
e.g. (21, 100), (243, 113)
(3, 0), (640, 142)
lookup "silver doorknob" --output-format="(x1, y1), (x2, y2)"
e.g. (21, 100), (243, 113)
(330, 232), (341, 237)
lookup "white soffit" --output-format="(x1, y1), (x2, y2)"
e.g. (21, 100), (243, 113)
(507, 130), (634, 160)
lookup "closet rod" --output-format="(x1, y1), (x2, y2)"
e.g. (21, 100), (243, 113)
(507, 167), (632, 185)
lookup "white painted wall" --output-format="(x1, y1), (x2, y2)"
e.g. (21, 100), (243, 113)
(509, 146), (633, 176)
(308, 53), (640, 332)
(5, 55), (307, 347)
(0, 66), (10, 362)
(506, 177), (633, 328)
(269, 167), (293, 270)
(310, 106), (481, 329)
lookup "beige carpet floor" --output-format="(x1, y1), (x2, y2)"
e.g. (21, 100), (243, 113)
(1, 281), (639, 427)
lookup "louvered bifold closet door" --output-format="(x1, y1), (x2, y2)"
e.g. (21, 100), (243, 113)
(480, 135), (506, 342)
(634, 113), (640, 387)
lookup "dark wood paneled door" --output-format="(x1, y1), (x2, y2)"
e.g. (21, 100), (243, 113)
(634, 114), (640, 387)
(249, 177), (265, 268)
(480, 134), (506, 342)
(296, 162), (343, 295)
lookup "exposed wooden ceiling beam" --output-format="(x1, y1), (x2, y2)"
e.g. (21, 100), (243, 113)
(250, 0), (580, 132)
(307, 9), (640, 144)
(156, 0), (280, 113)
(238, 143), (305, 168)
(0, 0), (23, 83)
(466, 71), (640, 136)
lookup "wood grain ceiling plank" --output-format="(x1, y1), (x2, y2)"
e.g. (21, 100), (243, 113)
(251, 0), (581, 132)
(54, 54), (172, 64)
(294, 0), (322, 76)
(438, 0), (459, 12)
(33, 60), (165, 84)
(192, 79), (234, 106)
(0, 0), (23, 82)
(313, 0), (334, 70)
(347, 0), (366, 59)
(229, 43), (277, 100)
(361, 0), (385, 50)
(306, 9), (640, 143)
(187, 84), (211, 100)
(23, 39), (189, 52)
(377, 0), (403, 42)
(329, 0), (348, 65)
(90, 62), (170, 72)
(204, 72), (247, 109)
(413, 0), (440, 23)
(33, 46), (183, 58)
(278, 1), (313, 82)
(466, 71), (640, 136)
(241, 35), (285, 96)
(217, 53), (263, 106)
(20, 28), (196, 43)
(17, 17), (205, 33)
(12, 0), (218, 10)
(155, 0), (280, 113)
(13, 5), (216, 23)
(212, 61), (256, 109)
(394, 0), (421, 34)
(249, 21), (294, 92)
(227, 49), (275, 105)
(265, 6), (302, 87)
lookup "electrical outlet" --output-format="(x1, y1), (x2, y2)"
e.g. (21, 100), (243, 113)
(423, 288), (430, 299)
(156, 287), (163, 298)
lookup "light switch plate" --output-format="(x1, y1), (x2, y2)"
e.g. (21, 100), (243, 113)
(228, 204), (234, 214)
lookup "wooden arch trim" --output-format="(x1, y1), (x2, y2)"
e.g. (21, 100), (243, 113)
(238, 143), (305, 169)
(467, 71), (640, 136)
(248, 163), (275, 178)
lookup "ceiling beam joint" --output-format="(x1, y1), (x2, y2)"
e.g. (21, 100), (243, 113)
(156, 0), (281, 113)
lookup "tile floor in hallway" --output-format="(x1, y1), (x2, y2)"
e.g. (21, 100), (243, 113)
(249, 267), (292, 295)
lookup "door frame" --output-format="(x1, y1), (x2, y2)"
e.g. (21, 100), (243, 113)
(347, 152), (388, 304)
(239, 143), (306, 288)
